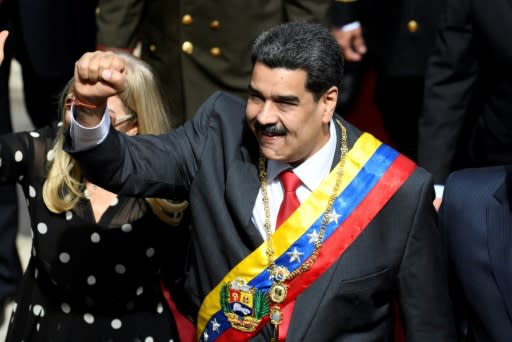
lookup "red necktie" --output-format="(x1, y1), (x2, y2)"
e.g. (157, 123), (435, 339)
(275, 170), (301, 341)
(276, 170), (301, 228)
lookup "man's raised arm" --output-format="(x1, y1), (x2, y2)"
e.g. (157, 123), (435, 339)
(73, 51), (127, 127)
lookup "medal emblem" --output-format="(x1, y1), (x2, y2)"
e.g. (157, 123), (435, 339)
(270, 265), (290, 282)
(220, 278), (269, 332)
(270, 306), (283, 325)
(269, 283), (287, 304)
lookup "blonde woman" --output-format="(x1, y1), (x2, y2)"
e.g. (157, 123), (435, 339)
(0, 50), (190, 341)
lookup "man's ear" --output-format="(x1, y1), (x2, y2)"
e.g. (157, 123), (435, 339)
(321, 86), (338, 124)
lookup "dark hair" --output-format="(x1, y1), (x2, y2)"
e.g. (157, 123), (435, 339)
(250, 21), (344, 101)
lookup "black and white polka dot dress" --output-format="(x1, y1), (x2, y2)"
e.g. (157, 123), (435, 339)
(0, 126), (182, 342)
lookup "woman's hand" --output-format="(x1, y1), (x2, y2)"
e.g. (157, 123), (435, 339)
(0, 30), (9, 66)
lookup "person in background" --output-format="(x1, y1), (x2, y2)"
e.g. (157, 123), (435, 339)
(331, 0), (445, 161)
(66, 22), (456, 341)
(0, 44), (188, 341)
(0, 0), (97, 319)
(0, 28), (19, 328)
(0, 0), (97, 129)
(95, 0), (330, 125)
(0, 30), (6, 63)
(417, 0), (512, 209)
(439, 165), (512, 341)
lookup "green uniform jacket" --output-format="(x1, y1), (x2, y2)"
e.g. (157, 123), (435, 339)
(97, 0), (330, 125)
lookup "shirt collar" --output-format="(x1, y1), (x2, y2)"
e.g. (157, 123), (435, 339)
(266, 120), (337, 190)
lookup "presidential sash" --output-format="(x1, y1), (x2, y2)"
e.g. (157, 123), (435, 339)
(197, 133), (416, 341)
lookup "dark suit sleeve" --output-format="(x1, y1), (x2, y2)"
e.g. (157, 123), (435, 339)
(330, 0), (359, 28)
(417, 0), (477, 184)
(398, 171), (457, 340)
(65, 92), (224, 199)
(438, 173), (471, 341)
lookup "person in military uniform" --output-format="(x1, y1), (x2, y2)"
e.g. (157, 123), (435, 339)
(96, 0), (330, 126)
(331, 0), (446, 161)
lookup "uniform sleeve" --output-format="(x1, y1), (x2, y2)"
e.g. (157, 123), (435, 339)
(284, 0), (331, 26)
(96, 0), (145, 49)
(398, 172), (457, 341)
(417, 0), (477, 184)
(330, 0), (359, 28)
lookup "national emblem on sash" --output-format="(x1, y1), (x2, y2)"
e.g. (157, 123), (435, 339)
(220, 278), (269, 332)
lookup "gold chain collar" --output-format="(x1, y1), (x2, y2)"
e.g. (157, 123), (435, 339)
(258, 120), (348, 340)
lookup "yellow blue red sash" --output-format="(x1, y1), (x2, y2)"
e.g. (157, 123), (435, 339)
(197, 133), (416, 341)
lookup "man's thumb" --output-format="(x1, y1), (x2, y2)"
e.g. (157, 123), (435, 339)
(101, 69), (126, 92)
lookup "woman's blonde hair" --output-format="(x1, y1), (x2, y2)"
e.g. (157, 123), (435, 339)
(43, 52), (188, 225)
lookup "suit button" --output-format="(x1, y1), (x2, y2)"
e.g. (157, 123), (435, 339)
(182, 41), (194, 55)
(210, 47), (221, 57)
(182, 14), (193, 25)
(209, 20), (221, 30)
(407, 20), (419, 33)
(149, 44), (157, 52)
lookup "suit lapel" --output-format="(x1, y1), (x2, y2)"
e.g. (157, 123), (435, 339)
(225, 141), (263, 249)
(487, 166), (512, 321)
(224, 117), (362, 338)
(286, 256), (343, 340)
(223, 117), (357, 253)
(287, 116), (358, 337)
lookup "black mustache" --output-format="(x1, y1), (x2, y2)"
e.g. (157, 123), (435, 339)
(253, 121), (287, 136)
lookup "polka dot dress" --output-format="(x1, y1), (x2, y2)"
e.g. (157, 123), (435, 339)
(0, 126), (184, 342)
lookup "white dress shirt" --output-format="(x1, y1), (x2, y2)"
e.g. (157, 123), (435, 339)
(252, 121), (337, 239)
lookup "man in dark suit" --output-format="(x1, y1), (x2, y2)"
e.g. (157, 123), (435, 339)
(331, 0), (446, 161)
(66, 22), (456, 341)
(418, 0), (512, 186)
(95, 0), (330, 125)
(0, 0), (96, 320)
(440, 166), (512, 341)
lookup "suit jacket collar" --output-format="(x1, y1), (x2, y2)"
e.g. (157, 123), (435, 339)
(223, 115), (356, 253)
(284, 116), (361, 337)
(487, 165), (512, 322)
(224, 129), (262, 249)
(223, 117), (365, 337)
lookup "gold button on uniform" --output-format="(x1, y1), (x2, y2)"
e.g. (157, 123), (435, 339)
(210, 47), (221, 57)
(182, 14), (193, 25)
(95, 7), (101, 16)
(182, 41), (194, 55)
(407, 20), (418, 33)
(209, 20), (221, 30)
(149, 44), (157, 52)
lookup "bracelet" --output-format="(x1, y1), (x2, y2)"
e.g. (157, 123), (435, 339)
(73, 98), (102, 110)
